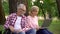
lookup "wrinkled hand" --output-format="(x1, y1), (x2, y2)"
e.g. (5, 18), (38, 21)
(9, 26), (14, 32)
(36, 25), (41, 30)
(15, 29), (22, 33)
(9, 26), (23, 33)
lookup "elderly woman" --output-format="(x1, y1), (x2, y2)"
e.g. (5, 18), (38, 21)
(25, 6), (53, 34)
(4, 4), (26, 34)
(25, 6), (40, 34)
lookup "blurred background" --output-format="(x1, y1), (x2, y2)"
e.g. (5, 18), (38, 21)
(0, 0), (60, 34)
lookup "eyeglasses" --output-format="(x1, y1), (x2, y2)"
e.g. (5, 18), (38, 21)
(19, 8), (26, 12)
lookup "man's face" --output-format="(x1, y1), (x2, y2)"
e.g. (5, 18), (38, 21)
(17, 7), (26, 16)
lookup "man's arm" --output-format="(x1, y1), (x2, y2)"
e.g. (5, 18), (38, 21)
(22, 17), (31, 31)
(4, 15), (11, 29)
(4, 14), (15, 32)
(9, 25), (14, 32)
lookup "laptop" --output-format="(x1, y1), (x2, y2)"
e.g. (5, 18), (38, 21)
(40, 19), (52, 29)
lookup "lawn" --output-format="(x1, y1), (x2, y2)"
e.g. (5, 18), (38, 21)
(48, 20), (60, 34)
(38, 20), (60, 34)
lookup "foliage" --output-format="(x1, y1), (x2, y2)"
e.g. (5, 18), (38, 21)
(2, 0), (58, 17)
(2, 0), (9, 16)
(28, 0), (32, 11)
(33, 0), (58, 17)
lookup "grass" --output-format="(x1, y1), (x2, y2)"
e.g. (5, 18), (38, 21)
(48, 20), (60, 34)
(38, 20), (60, 34)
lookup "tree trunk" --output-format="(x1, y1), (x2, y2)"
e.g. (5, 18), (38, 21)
(42, 11), (52, 27)
(9, 0), (28, 16)
(9, 0), (17, 14)
(0, 0), (5, 25)
(56, 0), (60, 18)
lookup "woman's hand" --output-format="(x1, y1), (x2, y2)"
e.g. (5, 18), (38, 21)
(36, 25), (41, 30)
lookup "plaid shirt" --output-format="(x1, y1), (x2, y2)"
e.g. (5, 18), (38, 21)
(4, 13), (29, 31)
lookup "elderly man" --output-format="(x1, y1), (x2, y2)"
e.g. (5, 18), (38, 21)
(4, 4), (26, 34)
(4, 4), (39, 34)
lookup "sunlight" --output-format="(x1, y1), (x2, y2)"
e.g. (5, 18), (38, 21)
(32, 0), (36, 2)
(40, 0), (44, 3)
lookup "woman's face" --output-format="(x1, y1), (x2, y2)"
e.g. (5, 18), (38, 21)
(31, 10), (38, 16)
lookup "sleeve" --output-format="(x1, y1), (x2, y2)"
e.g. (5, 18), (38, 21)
(22, 17), (31, 31)
(4, 14), (12, 29)
(35, 17), (40, 29)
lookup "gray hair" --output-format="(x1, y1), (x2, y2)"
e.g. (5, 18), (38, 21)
(30, 6), (39, 12)
(17, 4), (26, 10)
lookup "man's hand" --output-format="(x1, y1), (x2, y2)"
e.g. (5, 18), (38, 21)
(9, 26), (23, 33)
(14, 29), (23, 33)
(9, 26), (14, 32)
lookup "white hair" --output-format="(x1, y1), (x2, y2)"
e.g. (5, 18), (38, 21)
(17, 4), (26, 10)
(31, 6), (39, 11)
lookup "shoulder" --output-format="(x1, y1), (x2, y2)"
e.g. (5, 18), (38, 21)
(26, 16), (32, 20)
(21, 15), (27, 20)
(27, 16), (31, 18)
(7, 13), (16, 18)
(10, 13), (16, 16)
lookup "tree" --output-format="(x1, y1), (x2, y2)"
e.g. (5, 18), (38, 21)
(9, 0), (17, 14)
(56, 0), (60, 19)
(34, 0), (53, 26)
(9, 0), (29, 16)
(0, 0), (5, 25)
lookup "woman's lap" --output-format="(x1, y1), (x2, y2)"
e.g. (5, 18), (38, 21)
(26, 29), (36, 34)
